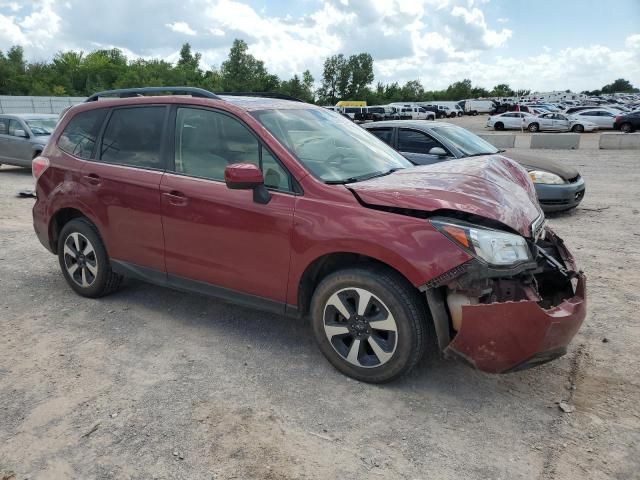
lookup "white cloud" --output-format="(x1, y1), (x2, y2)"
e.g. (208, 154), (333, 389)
(165, 21), (196, 36)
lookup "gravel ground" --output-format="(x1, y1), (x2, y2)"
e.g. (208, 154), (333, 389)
(1, 146), (639, 479)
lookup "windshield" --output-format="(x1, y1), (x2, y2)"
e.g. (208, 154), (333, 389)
(25, 118), (57, 135)
(252, 108), (411, 183)
(430, 125), (499, 156)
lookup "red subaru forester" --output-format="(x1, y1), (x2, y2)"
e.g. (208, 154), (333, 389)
(32, 87), (586, 383)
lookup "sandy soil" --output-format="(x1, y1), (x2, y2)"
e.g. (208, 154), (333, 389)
(0, 145), (639, 479)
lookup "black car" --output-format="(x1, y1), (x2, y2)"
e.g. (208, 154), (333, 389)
(363, 120), (586, 213)
(613, 111), (640, 133)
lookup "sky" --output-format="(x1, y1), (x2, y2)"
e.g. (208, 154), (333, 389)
(1, 0), (639, 92)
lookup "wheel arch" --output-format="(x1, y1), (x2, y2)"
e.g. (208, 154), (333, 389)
(295, 251), (422, 318)
(48, 207), (102, 254)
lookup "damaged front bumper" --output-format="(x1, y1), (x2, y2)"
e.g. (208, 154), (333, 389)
(426, 229), (586, 373)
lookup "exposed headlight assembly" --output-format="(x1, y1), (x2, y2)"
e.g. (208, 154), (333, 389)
(432, 219), (533, 267)
(528, 170), (565, 185)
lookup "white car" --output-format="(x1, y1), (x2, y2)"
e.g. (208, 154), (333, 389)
(538, 113), (598, 133)
(573, 109), (617, 129)
(486, 112), (557, 132)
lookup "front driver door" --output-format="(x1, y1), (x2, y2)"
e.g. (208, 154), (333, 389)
(397, 128), (453, 165)
(160, 106), (295, 309)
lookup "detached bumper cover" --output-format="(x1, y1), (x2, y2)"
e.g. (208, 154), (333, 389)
(445, 274), (586, 373)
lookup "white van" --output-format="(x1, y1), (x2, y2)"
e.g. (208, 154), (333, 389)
(462, 100), (496, 115)
(429, 102), (463, 117)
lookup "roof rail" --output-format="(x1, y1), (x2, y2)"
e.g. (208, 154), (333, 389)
(85, 86), (220, 102)
(220, 92), (305, 103)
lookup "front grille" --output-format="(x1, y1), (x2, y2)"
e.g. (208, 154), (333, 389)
(540, 199), (570, 206)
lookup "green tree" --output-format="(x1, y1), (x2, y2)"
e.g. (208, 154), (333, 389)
(490, 83), (515, 97)
(601, 78), (638, 94)
(220, 39), (280, 92)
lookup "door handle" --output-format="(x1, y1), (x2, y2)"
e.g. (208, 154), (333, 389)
(83, 173), (101, 186)
(162, 190), (189, 207)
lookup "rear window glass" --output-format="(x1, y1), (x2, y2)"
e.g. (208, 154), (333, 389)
(58, 109), (108, 159)
(100, 107), (166, 169)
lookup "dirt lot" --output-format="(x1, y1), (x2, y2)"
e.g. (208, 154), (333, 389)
(1, 146), (639, 479)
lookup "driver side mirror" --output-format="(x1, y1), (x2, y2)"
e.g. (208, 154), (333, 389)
(224, 163), (271, 204)
(428, 147), (448, 157)
(13, 129), (28, 138)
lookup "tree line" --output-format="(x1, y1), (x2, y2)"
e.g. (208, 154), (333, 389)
(0, 39), (636, 104)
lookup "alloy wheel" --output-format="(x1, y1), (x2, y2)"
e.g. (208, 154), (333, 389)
(63, 232), (98, 288)
(323, 287), (398, 368)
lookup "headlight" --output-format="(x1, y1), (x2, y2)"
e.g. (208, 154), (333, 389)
(528, 170), (565, 185)
(431, 219), (532, 266)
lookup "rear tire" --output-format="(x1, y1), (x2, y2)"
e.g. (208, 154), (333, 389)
(494, 122), (504, 131)
(310, 266), (428, 383)
(58, 218), (122, 298)
(620, 122), (633, 133)
(571, 124), (584, 133)
(528, 122), (540, 132)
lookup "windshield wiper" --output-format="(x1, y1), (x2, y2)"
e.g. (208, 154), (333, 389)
(464, 151), (501, 158)
(325, 167), (405, 185)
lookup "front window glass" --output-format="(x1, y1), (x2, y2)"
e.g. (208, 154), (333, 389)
(175, 107), (291, 191)
(252, 108), (411, 183)
(25, 118), (58, 135)
(430, 125), (499, 157)
(398, 129), (441, 154)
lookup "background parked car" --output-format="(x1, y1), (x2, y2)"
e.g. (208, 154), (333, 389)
(538, 112), (598, 132)
(573, 109), (617, 129)
(363, 120), (586, 212)
(486, 112), (548, 132)
(614, 111), (640, 132)
(0, 113), (58, 168)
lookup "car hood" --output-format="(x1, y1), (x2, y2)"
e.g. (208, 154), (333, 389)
(501, 151), (579, 179)
(348, 156), (542, 237)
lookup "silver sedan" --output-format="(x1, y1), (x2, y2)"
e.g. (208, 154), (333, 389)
(0, 113), (58, 168)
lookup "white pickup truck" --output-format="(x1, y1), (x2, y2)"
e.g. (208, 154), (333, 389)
(393, 105), (435, 121)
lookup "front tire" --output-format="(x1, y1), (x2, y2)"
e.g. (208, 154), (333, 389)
(310, 266), (428, 383)
(571, 124), (584, 133)
(58, 218), (122, 298)
(528, 122), (540, 132)
(620, 122), (633, 133)
(494, 122), (504, 131)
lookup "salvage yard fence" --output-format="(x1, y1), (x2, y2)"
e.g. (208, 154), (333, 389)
(0, 96), (87, 114)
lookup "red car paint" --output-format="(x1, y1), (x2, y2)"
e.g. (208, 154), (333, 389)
(33, 94), (586, 374)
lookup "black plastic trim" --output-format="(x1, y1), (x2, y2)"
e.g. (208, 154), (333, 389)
(86, 87), (220, 102)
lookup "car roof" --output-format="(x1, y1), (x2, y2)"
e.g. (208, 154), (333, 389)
(219, 95), (317, 111)
(362, 120), (455, 129)
(0, 113), (59, 119)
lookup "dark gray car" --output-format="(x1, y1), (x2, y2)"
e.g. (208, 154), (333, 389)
(363, 120), (585, 212)
(0, 114), (58, 168)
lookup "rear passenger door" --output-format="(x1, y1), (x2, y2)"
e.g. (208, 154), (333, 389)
(160, 106), (295, 308)
(81, 105), (168, 273)
(397, 128), (452, 165)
